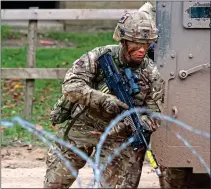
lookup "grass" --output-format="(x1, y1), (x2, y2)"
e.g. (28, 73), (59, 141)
(1, 25), (118, 146)
(1, 25), (22, 40)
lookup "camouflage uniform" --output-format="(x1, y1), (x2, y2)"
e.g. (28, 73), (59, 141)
(159, 167), (211, 188)
(44, 2), (165, 189)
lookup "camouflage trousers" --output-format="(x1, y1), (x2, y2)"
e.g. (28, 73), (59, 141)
(43, 123), (146, 188)
(159, 167), (211, 188)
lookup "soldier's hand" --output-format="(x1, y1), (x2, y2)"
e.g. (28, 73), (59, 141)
(99, 94), (129, 115)
(108, 117), (132, 137)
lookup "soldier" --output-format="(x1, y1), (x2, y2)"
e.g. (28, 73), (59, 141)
(43, 2), (165, 188)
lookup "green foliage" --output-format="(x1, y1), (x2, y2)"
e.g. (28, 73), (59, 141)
(46, 31), (116, 47)
(1, 25), (22, 40)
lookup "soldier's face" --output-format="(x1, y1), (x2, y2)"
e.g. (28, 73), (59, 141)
(126, 41), (150, 63)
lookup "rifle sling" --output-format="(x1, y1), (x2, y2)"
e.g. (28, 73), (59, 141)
(63, 106), (88, 140)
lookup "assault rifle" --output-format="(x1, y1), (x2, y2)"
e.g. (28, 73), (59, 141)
(98, 53), (161, 176)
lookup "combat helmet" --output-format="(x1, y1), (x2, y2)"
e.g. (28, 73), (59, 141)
(113, 2), (158, 43)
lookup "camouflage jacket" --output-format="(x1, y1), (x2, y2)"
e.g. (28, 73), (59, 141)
(58, 44), (165, 132)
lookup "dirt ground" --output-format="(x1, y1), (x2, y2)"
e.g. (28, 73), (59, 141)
(1, 146), (160, 188)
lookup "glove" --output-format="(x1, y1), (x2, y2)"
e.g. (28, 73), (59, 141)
(99, 94), (129, 116)
(108, 117), (133, 137)
(141, 115), (160, 132)
(108, 115), (159, 138)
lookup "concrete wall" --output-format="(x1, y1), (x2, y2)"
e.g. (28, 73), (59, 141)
(60, 1), (156, 32)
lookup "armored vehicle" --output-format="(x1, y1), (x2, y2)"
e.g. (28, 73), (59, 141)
(151, 0), (210, 179)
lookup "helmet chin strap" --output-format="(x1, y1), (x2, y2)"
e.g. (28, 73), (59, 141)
(121, 40), (145, 67)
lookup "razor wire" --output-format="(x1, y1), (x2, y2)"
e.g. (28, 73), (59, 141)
(20, 122), (82, 187)
(1, 107), (210, 188)
(93, 107), (210, 187)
